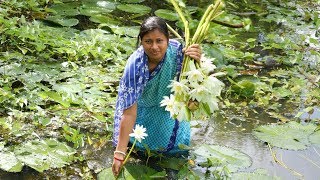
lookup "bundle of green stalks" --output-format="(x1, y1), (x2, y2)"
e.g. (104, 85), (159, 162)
(169, 0), (225, 80)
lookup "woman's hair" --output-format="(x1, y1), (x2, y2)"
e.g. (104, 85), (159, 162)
(137, 16), (169, 46)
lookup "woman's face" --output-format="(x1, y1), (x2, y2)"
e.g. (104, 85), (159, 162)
(141, 29), (168, 63)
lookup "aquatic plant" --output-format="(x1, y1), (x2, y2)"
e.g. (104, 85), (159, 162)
(161, 0), (225, 121)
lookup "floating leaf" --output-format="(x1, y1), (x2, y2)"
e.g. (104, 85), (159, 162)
(90, 14), (121, 25)
(273, 87), (292, 99)
(116, 4), (151, 15)
(309, 130), (320, 146)
(14, 139), (76, 172)
(53, 83), (84, 95)
(38, 91), (71, 107)
(109, 25), (140, 37)
(193, 144), (252, 173)
(253, 121), (317, 150)
(49, 3), (80, 16)
(158, 157), (187, 170)
(97, 165), (160, 180)
(231, 80), (256, 98)
(80, 1), (116, 16)
(46, 16), (79, 27)
(0, 151), (23, 172)
(154, 9), (179, 21)
(82, 0), (116, 9)
(80, 6), (114, 16)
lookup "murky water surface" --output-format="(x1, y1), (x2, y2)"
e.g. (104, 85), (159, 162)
(0, 0), (319, 179)
(191, 108), (320, 180)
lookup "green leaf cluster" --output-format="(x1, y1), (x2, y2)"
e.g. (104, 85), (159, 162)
(0, 139), (76, 172)
(253, 121), (320, 150)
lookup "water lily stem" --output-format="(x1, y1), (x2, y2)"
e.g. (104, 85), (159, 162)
(267, 143), (303, 177)
(166, 23), (182, 39)
(169, 0), (224, 81)
(123, 139), (136, 165)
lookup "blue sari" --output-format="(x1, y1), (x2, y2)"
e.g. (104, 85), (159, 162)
(113, 39), (190, 153)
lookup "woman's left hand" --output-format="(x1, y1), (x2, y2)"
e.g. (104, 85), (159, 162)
(183, 44), (202, 62)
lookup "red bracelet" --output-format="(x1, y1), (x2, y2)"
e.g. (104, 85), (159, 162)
(114, 156), (124, 162)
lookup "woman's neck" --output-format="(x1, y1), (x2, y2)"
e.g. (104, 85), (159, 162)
(148, 60), (158, 72)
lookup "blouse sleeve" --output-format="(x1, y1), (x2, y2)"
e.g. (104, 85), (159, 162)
(113, 47), (148, 146)
(117, 48), (148, 110)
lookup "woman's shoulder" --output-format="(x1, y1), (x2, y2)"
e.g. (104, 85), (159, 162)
(169, 39), (183, 53)
(169, 39), (182, 48)
(128, 46), (144, 62)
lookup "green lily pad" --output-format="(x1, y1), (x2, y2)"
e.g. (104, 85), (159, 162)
(80, 1), (116, 16)
(90, 14), (121, 25)
(154, 9), (179, 21)
(82, 0), (117, 9)
(116, 4), (151, 15)
(158, 157), (187, 170)
(193, 144), (252, 173)
(231, 80), (256, 98)
(309, 130), (320, 146)
(46, 16), (79, 27)
(38, 91), (71, 107)
(253, 121), (317, 150)
(231, 169), (281, 180)
(80, 6), (114, 16)
(97, 165), (163, 180)
(273, 87), (293, 99)
(0, 151), (23, 172)
(49, 3), (80, 16)
(14, 139), (76, 172)
(109, 25), (140, 37)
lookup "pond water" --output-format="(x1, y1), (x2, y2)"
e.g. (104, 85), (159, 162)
(0, 0), (319, 179)
(191, 108), (320, 180)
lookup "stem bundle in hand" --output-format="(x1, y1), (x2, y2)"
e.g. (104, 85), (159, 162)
(161, 0), (225, 121)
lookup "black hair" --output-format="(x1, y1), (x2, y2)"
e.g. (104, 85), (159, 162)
(137, 16), (169, 47)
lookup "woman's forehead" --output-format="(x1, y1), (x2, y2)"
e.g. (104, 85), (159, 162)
(142, 29), (167, 39)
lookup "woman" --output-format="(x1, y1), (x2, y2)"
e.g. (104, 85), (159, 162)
(112, 16), (201, 176)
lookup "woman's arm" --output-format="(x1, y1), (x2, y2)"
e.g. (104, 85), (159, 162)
(112, 103), (137, 176)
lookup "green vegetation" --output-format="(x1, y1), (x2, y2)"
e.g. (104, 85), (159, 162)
(0, 0), (319, 179)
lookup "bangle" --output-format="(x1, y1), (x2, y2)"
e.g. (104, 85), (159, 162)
(113, 156), (124, 162)
(114, 150), (126, 156)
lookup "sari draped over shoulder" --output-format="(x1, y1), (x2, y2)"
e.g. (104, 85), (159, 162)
(113, 39), (190, 153)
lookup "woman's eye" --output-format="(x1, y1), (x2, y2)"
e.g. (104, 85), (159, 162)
(157, 39), (163, 43)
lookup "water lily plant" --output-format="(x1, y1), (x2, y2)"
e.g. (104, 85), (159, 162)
(123, 124), (148, 165)
(161, 0), (226, 121)
(161, 56), (224, 121)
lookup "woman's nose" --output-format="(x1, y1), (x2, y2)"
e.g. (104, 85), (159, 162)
(150, 42), (158, 49)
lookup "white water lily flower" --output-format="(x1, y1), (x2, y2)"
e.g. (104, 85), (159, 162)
(200, 56), (216, 74)
(160, 94), (177, 117)
(168, 80), (189, 96)
(160, 94), (175, 109)
(185, 69), (204, 84)
(202, 76), (224, 96)
(129, 124), (148, 143)
(189, 85), (210, 102)
(203, 96), (219, 112)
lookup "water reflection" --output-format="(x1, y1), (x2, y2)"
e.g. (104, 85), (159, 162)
(191, 110), (320, 180)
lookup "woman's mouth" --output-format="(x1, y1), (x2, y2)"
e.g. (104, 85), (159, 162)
(151, 51), (159, 56)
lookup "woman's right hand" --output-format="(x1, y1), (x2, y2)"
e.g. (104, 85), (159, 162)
(112, 153), (125, 177)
